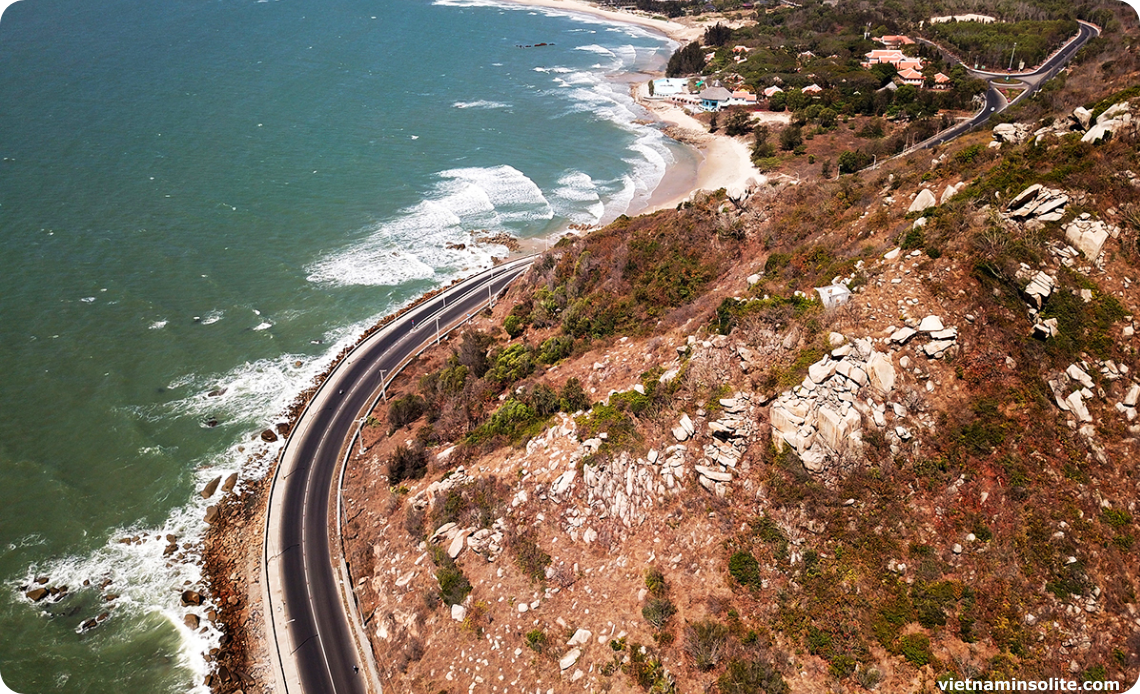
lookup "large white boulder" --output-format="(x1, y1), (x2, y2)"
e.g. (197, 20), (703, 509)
(908, 189), (937, 214)
(865, 352), (897, 393)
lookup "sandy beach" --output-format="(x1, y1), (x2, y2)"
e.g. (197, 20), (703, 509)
(496, 0), (704, 44)
(499, 0), (768, 214)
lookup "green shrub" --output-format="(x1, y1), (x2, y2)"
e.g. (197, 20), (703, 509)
(537, 335), (573, 364)
(387, 444), (428, 485)
(432, 549), (472, 606)
(684, 619), (729, 671)
(718, 658), (789, 694)
(1103, 508), (1132, 529)
(510, 531), (551, 583)
(901, 227), (925, 251)
(728, 550), (763, 589)
(829, 654), (857, 680)
(642, 597), (677, 629)
(575, 404), (640, 457)
(467, 399), (541, 445)
(645, 567), (668, 597)
(559, 377), (591, 413)
(899, 634), (933, 667)
(525, 628), (547, 653)
(503, 314), (524, 338)
(486, 344), (536, 386)
(388, 393), (426, 430)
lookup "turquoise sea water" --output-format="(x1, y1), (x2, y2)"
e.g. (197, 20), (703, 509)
(0, 0), (681, 690)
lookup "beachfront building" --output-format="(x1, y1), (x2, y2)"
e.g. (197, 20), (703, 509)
(726, 90), (758, 106)
(699, 86), (733, 111)
(651, 77), (690, 97)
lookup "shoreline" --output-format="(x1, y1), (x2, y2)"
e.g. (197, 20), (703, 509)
(500, 0), (765, 218)
(201, 3), (764, 691)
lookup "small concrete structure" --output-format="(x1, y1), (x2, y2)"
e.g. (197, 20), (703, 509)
(815, 284), (852, 310)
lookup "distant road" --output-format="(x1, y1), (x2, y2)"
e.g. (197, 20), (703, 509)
(911, 20), (1101, 151)
(262, 255), (534, 694)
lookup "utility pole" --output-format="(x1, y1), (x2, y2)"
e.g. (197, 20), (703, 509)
(379, 369), (387, 401)
(1008, 42), (1017, 72)
(435, 315), (441, 345)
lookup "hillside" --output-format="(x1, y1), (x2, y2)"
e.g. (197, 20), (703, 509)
(334, 44), (1140, 694)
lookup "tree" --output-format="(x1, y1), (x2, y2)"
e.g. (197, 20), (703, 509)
(666, 41), (705, 77)
(837, 149), (871, 174)
(818, 107), (837, 128)
(704, 22), (733, 47)
(779, 125), (802, 151)
(723, 108), (753, 137)
(648, 79), (655, 97)
(752, 124), (774, 162)
(709, 113), (719, 133)
(768, 91), (787, 111)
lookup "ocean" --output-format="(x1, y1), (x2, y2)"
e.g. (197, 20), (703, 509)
(0, 0), (685, 691)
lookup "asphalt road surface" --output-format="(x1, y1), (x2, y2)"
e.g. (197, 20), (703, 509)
(913, 20), (1100, 151)
(263, 256), (534, 694)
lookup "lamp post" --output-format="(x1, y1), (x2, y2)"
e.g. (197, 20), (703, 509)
(1008, 42), (1017, 72)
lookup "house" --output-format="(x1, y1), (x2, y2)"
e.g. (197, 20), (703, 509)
(763, 85), (784, 98)
(896, 59), (924, 71)
(874, 35), (915, 47)
(933, 72), (951, 89)
(864, 49), (906, 65)
(727, 90), (758, 106)
(802, 83), (823, 94)
(897, 68), (924, 86)
(699, 86), (733, 111)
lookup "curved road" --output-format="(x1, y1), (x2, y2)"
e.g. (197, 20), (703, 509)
(262, 256), (534, 694)
(912, 20), (1100, 150)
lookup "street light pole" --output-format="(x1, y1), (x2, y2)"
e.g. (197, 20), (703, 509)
(1008, 42), (1017, 72)
(435, 315), (440, 345)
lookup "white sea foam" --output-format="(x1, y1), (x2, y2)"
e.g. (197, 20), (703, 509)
(550, 171), (605, 225)
(252, 321), (273, 331)
(149, 320), (168, 330)
(80, 296), (96, 303)
(575, 44), (615, 57)
(452, 100), (510, 110)
(306, 165), (550, 288)
(199, 310), (223, 326)
(18, 305), (408, 691)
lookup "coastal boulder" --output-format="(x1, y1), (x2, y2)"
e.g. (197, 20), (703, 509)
(25, 588), (48, 602)
(181, 590), (203, 607)
(201, 476), (222, 499)
(259, 429), (278, 443)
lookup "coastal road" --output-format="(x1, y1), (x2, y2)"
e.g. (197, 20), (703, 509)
(262, 255), (534, 694)
(910, 20), (1100, 151)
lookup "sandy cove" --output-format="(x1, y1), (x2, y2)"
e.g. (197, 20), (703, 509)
(499, 0), (770, 212)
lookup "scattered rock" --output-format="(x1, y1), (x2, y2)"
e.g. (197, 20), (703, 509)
(559, 648), (582, 671)
(25, 588), (48, 602)
(201, 476), (222, 499)
(181, 590), (203, 607)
